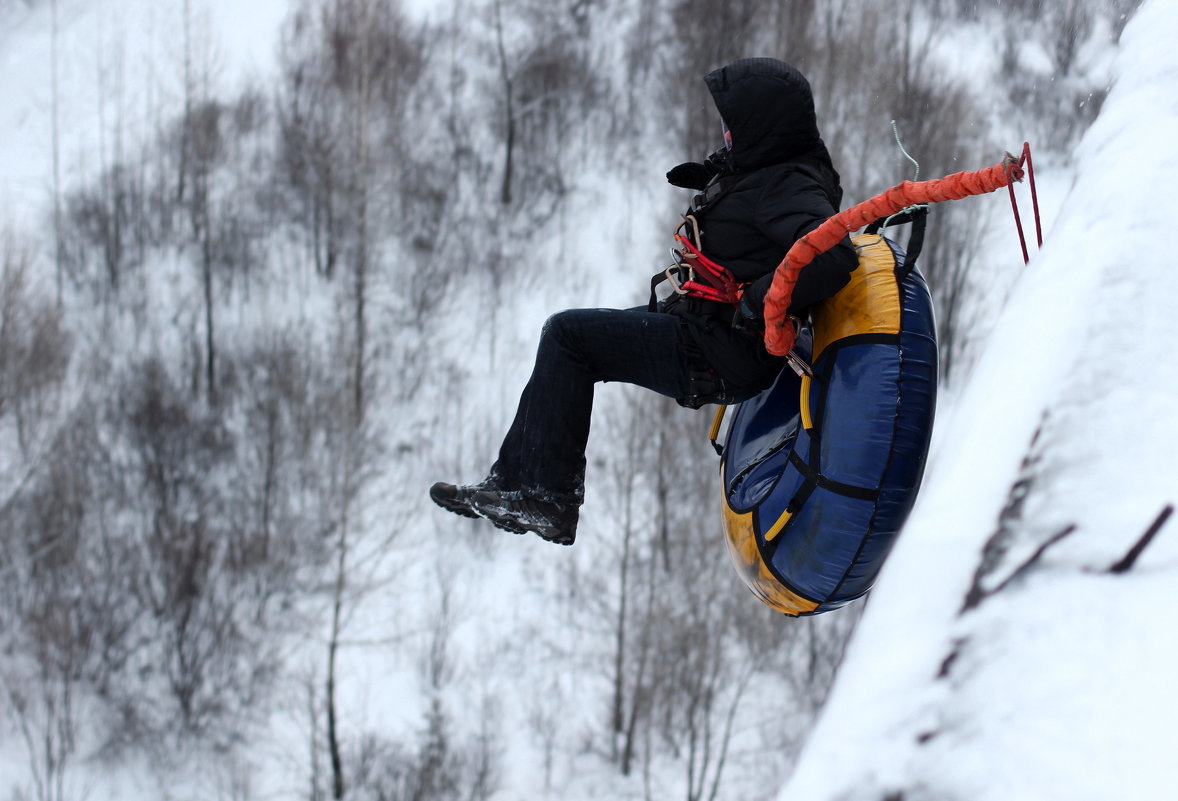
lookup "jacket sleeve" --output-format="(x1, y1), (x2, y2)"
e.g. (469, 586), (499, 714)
(742, 169), (858, 318)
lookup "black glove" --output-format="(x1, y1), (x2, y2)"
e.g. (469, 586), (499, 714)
(731, 294), (763, 331)
(731, 273), (771, 331)
(666, 161), (715, 190)
(666, 147), (730, 190)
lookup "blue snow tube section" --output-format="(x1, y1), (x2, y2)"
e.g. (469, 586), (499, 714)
(720, 232), (937, 615)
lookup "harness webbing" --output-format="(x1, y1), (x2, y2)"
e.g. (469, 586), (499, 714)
(648, 214), (744, 312)
(673, 233), (742, 305)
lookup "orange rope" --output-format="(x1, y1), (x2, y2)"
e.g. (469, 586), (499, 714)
(763, 153), (1024, 356)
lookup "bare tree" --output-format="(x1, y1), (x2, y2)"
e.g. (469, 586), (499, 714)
(0, 408), (107, 801)
(481, 0), (601, 214)
(491, 0), (517, 206)
(50, 0), (63, 307)
(2, 640), (78, 801)
(596, 392), (677, 777)
(0, 229), (71, 457)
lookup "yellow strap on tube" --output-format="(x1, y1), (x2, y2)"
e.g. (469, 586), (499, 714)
(708, 405), (727, 451)
(800, 376), (813, 430)
(763, 509), (793, 543)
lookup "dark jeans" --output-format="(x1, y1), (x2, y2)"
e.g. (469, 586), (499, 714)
(489, 307), (692, 502)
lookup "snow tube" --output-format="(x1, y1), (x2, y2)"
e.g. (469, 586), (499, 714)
(720, 232), (937, 615)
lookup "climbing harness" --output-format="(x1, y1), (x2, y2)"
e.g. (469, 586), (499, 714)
(646, 214), (750, 410)
(650, 215), (743, 310)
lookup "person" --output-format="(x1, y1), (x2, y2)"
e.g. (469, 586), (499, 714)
(430, 57), (857, 545)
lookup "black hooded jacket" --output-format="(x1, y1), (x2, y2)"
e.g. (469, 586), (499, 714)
(667, 59), (857, 395)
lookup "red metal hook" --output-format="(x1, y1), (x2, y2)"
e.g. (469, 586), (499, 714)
(1006, 142), (1042, 264)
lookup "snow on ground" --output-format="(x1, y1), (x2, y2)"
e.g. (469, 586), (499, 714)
(778, 2), (1178, 799)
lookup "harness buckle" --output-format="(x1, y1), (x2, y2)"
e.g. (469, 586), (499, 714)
(783, 318), (812, 377)
(786, 350), (812, 378)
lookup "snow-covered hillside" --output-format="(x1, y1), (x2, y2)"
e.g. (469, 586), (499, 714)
(778, 1), (1178, 798)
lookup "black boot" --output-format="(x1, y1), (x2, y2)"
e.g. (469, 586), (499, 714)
(430, 480), (497, 520)
(470, 488), (579, 545)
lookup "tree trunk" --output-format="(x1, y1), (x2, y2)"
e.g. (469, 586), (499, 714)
(203, 227), (216, 406)
(493, 0), (515, 206)
(326, 502), (350, 801)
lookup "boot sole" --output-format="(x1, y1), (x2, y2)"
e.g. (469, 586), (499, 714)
(484, 515), (529, 536)
(471, 502), (574, 545)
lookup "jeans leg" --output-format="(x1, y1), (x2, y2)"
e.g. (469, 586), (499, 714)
(490, 308), (689, 500)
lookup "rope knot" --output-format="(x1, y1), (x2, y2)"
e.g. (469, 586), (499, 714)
(1003, 151), (1025, 182)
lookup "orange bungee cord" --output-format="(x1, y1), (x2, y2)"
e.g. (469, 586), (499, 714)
(763, 144), (1038, 356)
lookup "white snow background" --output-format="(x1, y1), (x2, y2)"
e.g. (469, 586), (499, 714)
(2, 0), (1176, 799)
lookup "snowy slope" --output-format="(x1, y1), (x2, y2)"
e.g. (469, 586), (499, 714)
(777, 2), (1178, 799)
